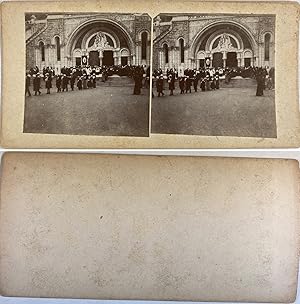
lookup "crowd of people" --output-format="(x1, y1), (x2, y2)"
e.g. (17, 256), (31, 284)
(25, 64), (274, 98)
(152, 66), (275, 97)
(25, 65), (150, 97)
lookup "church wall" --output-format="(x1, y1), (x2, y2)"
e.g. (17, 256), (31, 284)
(26, 14), (151, 72)
(153, 14), (275, 71)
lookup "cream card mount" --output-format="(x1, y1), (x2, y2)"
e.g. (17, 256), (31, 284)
(0, 152), (299, 302)
(1, 0), (300, 148)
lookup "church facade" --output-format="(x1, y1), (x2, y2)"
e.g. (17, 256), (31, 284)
(153, 14), (275, 71)
(26, 13), (151, 73)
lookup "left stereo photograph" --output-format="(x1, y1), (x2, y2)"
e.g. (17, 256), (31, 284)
(24, 12), (151, 137)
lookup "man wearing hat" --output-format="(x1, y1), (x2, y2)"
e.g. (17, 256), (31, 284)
(179, 77), (185, 94)
(168, 71), (175, 96)
(56, 75), (62, 92)
(185, 76), (191, 93)
(45, 73), (52, 94)
(62, 74), (69, 92)
(156, 75), (164, 97)
(33, 73), (41, 96)
(77, 76), (83, 90)
(193, 71), (199, 92)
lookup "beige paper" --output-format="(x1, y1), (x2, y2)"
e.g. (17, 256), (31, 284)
(1, 0), (300, 148)
(0, 153), (299, 302)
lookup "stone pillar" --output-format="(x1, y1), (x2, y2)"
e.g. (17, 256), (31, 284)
(223, 52), (227, 68)
(172, 47), (175, 69)
(258, 43), (264, 67)
(34, 47), (40, 70)
(135, 43), (140, 65)
(159, 51), (163, 70)
(45, 46), (49, 67)
(176, 48), (180, 70)
(113, 50), (118, 65)
(240, 52), (244, 67)
(99, 50), (103, 66)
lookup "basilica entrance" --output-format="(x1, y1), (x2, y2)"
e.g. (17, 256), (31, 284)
(121, 56), (128, 66)
(193, 31), (255, 70)
(103, 50), (114, 66)
(70, 27), (135, 68)
(212, 52), (223, 68)
(226, 52), (237, 67)
(89, 51), (100, 66)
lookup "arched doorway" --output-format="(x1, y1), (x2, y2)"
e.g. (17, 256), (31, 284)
(227, 52), (238, 67)
(66, 19), (135, 67)
(89, 51), (100, 66)
(212, 52), (223, 67)
(103, 50), (114, 66)
(191, 21), (257, 69)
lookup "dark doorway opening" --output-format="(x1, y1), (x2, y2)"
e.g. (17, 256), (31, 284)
(212, 52), (223, 68)
(244, 58), (251, 67)
(103, 50), (114, 66)
(75, 57), (81, 66)
(199, 59), (205, 68)
(227, 52), (237, 67)
(121, 57), (128, 66)
(89, 51), (100, 66)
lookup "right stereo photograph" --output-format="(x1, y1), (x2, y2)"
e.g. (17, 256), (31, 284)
(151, 14), (276, 138)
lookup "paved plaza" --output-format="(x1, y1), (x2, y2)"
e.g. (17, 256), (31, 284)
(24, 77), (150, 137)
(151, 78), (276, 138)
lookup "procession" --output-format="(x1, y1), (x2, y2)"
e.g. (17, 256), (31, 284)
(152, 66), (275, 98)
(25, 64), (149, 97)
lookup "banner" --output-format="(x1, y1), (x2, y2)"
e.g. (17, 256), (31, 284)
(81, 55), (88, 65)
(205, 57), (211, 67)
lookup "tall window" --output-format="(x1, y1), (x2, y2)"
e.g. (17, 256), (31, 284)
(141, 32), (147, 60)
(179, 38), (184, 63)
(163, 44), (169, 64)
(39, 41), (45, 62)
(55, 36), (61, 61)
(264, 33), (271, 61)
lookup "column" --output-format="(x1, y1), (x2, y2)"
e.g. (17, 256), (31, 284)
(209, 54), (213, 68)
(135, 43), (140, 65)
(172, 47), (175, 69)
(35, 47), (40, 70)
(176, 48), (180, 70)
(113, 50), (118, 65)
(99, 50), (103, 66)
(159, 51), (163, 69)
(240, 52), (244, 67)
(258, 43), (264, 67)
(223, 52), (227, 68)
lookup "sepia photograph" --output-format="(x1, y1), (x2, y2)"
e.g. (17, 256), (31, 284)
(151, 14), (276, 138)
(24, 12), (151, 137)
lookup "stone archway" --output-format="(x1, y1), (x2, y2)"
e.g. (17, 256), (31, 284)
(190, 20), (257, 68)
(66, 18), (135, 66)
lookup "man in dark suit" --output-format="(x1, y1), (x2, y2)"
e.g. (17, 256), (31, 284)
(62, 74), (69, 92)
(45, 73), (52, 94)
(156, 75), (164, 97)
(33, 73), (41, 96)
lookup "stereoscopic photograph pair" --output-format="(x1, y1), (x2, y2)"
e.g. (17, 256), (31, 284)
(24, 12), (276, 139)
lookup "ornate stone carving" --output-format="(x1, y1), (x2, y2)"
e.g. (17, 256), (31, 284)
(212, 33), (238, 53)
(88, 32), (113, 51)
